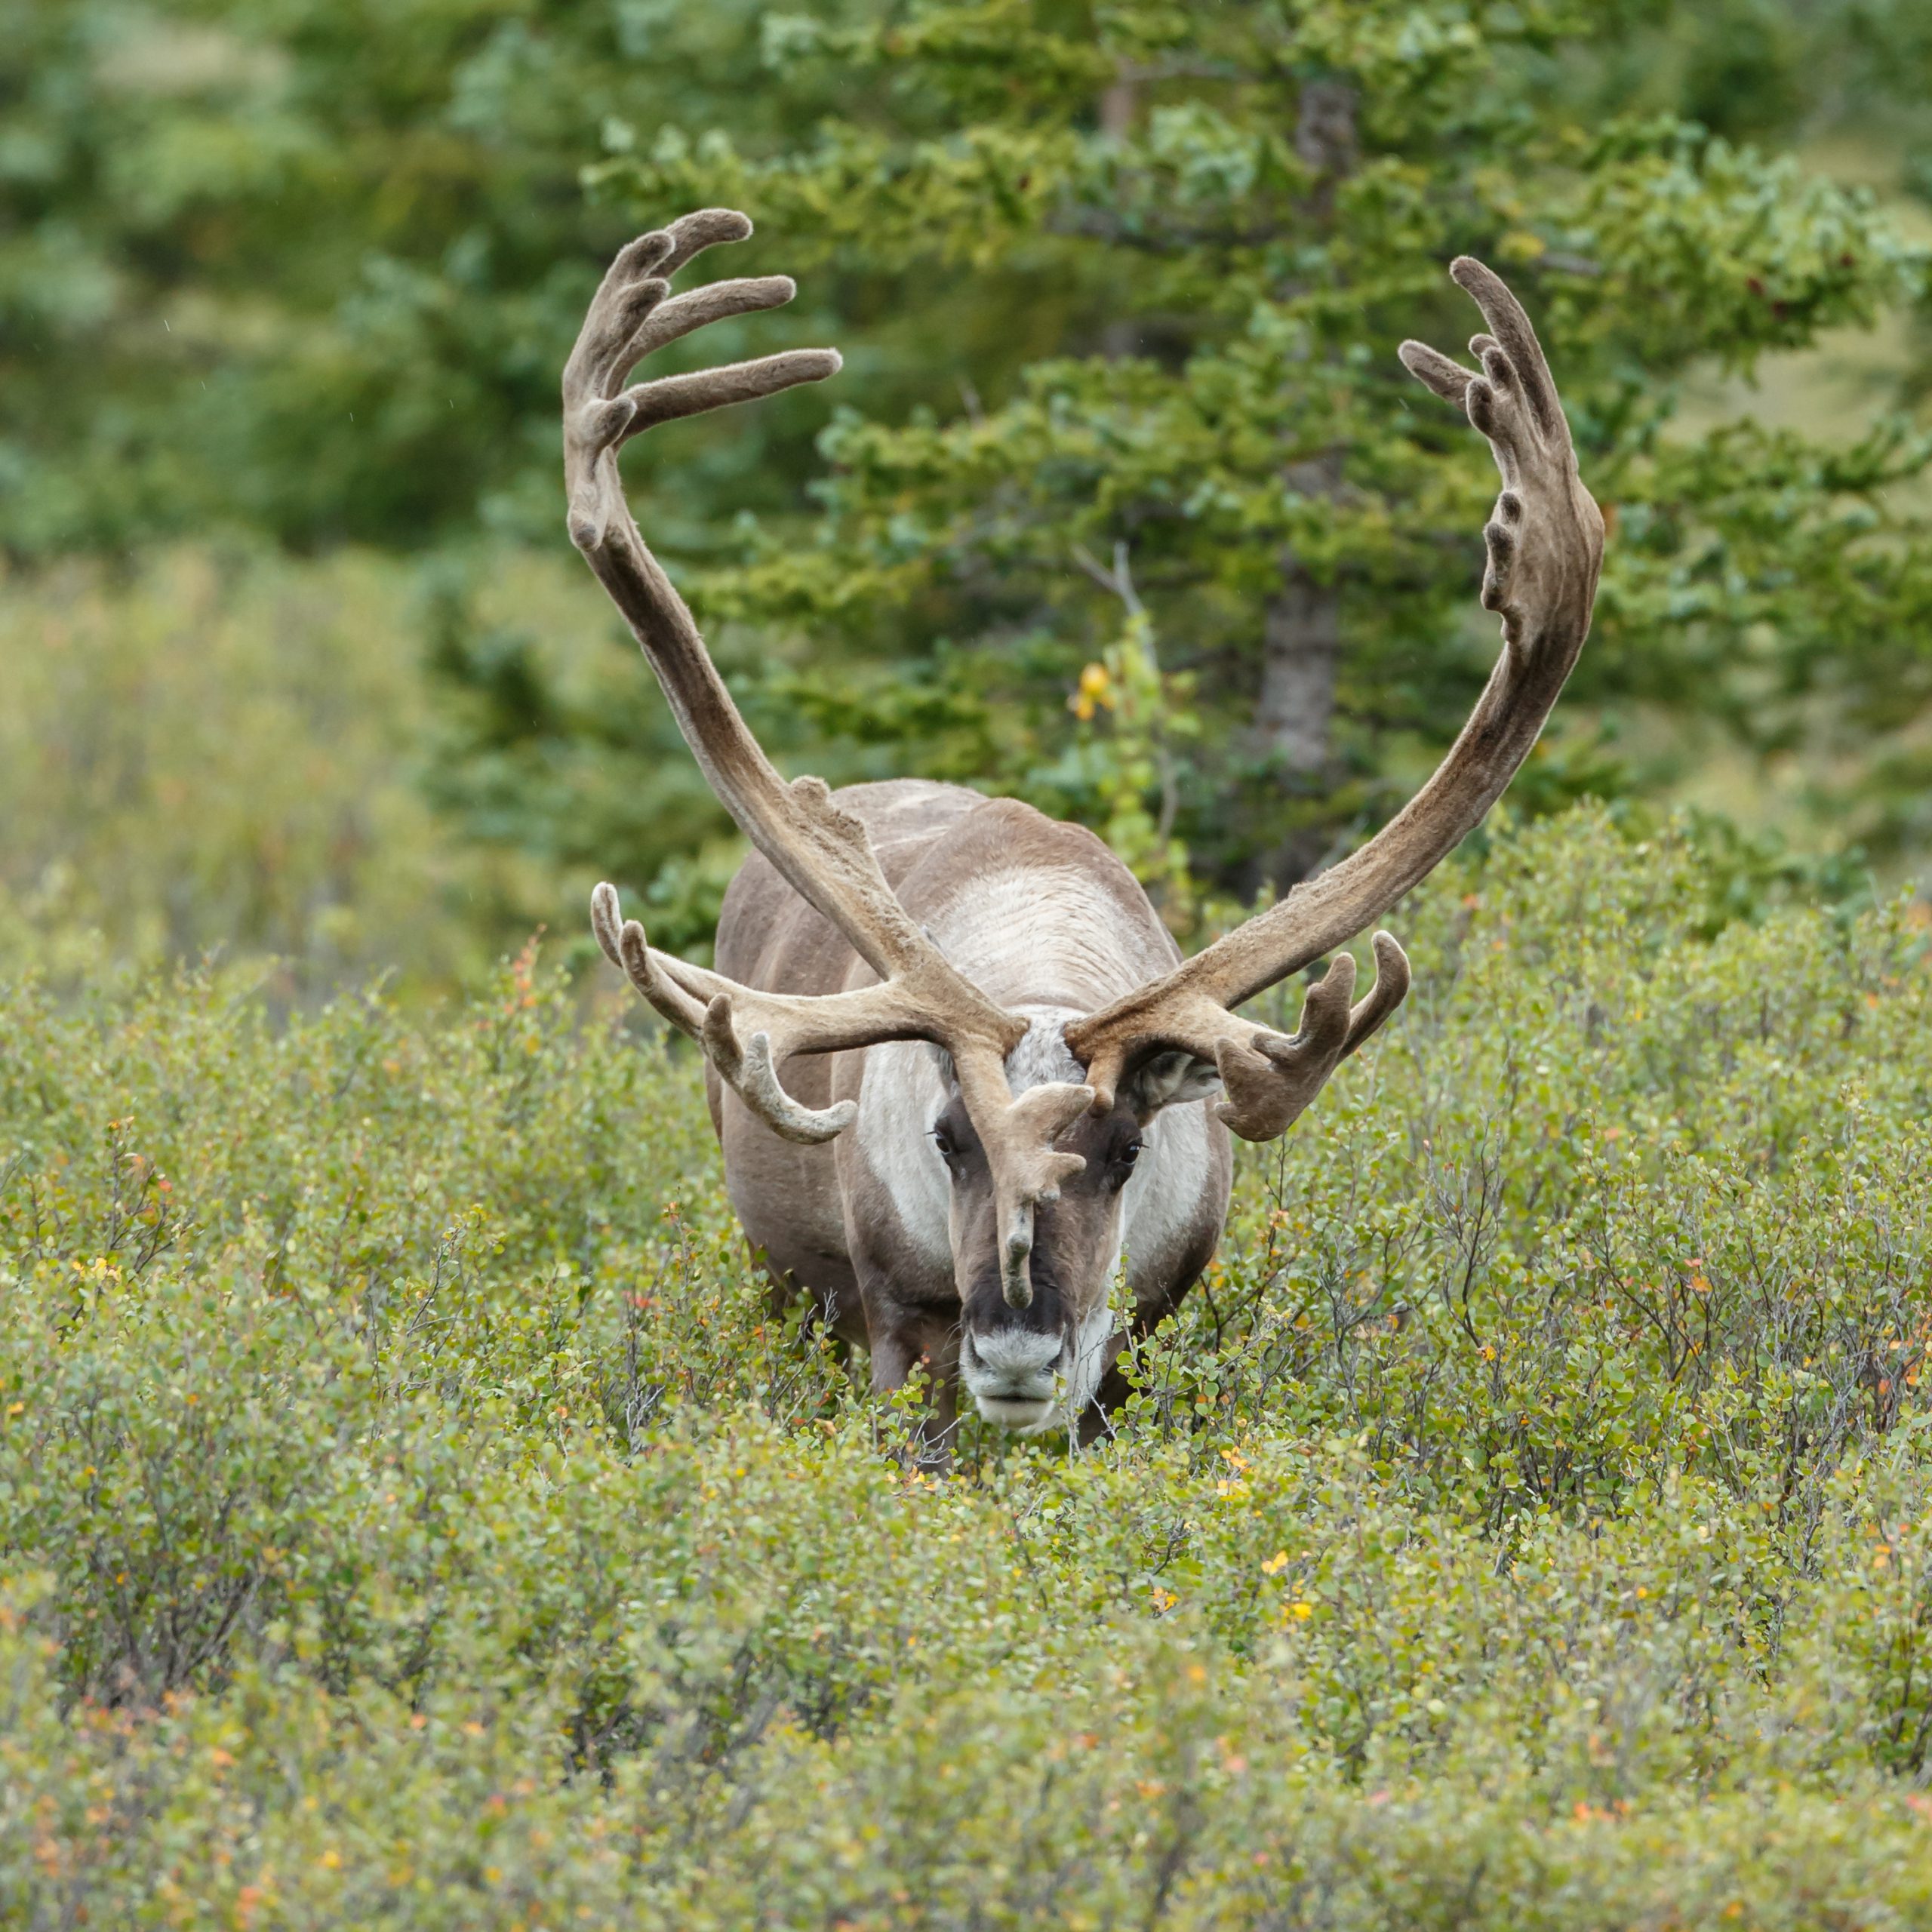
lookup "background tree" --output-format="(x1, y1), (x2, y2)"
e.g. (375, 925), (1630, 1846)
(0, 0), (884, 552)
(5, 0), (1932, 965)
(594, 0), (1932, 916)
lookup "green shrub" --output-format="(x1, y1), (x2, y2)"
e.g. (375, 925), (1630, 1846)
(0, 546), (632, 998)
(4, 806), (1932, 1927)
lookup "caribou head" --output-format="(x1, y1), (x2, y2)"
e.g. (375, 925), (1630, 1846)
(565, 209), (1602, 1445)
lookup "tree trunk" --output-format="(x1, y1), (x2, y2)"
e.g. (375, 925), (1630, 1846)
(1249, 82), (1358, 888)
(1293, 78), (1358, 192)
(1099, 75), (1140, 360)
(1257, 473), (1342, 777)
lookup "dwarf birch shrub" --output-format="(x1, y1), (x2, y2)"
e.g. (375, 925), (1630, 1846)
(4, 806), (1932, 1928)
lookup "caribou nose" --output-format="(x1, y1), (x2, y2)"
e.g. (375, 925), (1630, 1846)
(961, 1327), (1065, 1431)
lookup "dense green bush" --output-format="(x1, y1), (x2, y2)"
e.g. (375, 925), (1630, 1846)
(5, 806), (1932, 1927)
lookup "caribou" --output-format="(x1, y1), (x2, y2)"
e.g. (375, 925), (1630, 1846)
(568, 208), (1603, 1451)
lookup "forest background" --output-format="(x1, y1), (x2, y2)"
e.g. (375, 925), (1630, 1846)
(5, 0), (1932, 995)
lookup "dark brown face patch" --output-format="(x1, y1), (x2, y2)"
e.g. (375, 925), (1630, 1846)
(934, 1089), (1146, 1341)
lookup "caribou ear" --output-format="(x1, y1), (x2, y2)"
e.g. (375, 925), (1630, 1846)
(1124, 1049), (1223, 1120)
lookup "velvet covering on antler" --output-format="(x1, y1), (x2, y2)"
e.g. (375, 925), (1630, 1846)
(567, 211), (1089, 1307)
(567, 214), (1603, 1300)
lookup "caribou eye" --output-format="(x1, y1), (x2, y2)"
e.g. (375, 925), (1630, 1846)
(1111, 1137), (1143, 1189)
(931, 1124), (957, 1160)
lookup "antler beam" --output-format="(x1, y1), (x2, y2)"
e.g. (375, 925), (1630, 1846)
(1066, 257), (1603, 1134)
(567, 211), (1092, 1304)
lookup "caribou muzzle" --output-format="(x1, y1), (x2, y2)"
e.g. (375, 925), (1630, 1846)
(960, 1324), (1066, 1432)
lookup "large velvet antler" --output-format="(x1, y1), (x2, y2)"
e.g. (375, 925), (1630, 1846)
(1065, 258), (1604, 1134)
(568, 211), (1088, 1306)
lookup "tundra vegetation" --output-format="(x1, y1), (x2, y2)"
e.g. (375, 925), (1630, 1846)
(7, 1), (1932, 1924)
(7, 814), (1932, 1924)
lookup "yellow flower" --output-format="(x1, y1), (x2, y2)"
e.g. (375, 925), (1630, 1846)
(1069, 661), (1115, 721)
(1261, 1551), (1289, 1577)
(1287, 1601), (1314, 1621)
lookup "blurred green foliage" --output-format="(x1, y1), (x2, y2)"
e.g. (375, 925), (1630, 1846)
(0, 0), (870, 552)
(7, 0), (1932, 942)
(0, 546), (577, 993)
(8, 811), (1932, 1920)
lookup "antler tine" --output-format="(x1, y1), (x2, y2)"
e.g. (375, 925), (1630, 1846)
(1065, 258), (1601, 1140)
(1447, 256), (1567, 445)
(570, 215), (1094, 1301)
(1342, 929), (1411, 1054)
(593, 881), (998, 1133)
(592, 879), (707, 1038)
(620, 275), (798, 377)
(621, 351), (847, 438)
(658, 206), (755, 275)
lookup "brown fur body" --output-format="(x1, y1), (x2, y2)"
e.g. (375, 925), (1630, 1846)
(710, 780), (1232, 1438)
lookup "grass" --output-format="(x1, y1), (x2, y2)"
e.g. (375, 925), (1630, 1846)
(5, 805), (1932, 1926)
